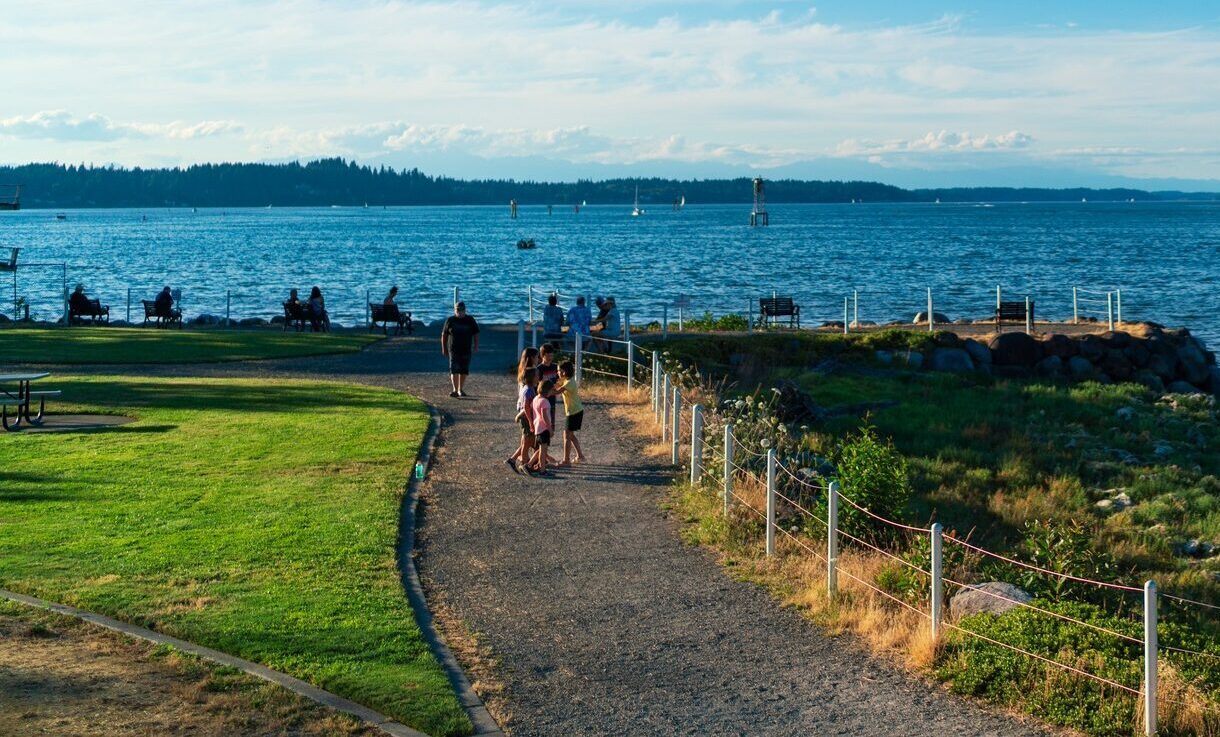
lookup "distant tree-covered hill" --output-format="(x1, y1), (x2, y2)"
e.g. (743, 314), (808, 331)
(0, 159), (1213, 208)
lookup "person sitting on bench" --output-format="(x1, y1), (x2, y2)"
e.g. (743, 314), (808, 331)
(384, 285), (400, 307)
(307, 286), (330, 332)
(154, 286), (179, 319)
(68, 284), (108, 323)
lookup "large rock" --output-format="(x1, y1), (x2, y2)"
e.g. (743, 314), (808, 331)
(1068, 356), (1096, 380)
(1178, 342), (1211, 385)
(1100, 350), (1135, 382)
(238, 317), (268, 327)
(950, 582), (1033, 620)
(1124, 341), (1151, 368)
(913, 311), (951, 325)
(192, 313), (219, 326)
(989, 332), (1042, 367)
(1042, 334), (1078, 359)
(1034, 355), (1064, 377)
(898, 350), (924, 370)
(1148, 354), (1176, 380)
(1101, 331), (1132, 348)
(1079, 335), (1106, 361)
(928, 347), (974, 373)
(932, 331), (963, 348)
(963, 338), (992, 366)
(1133, 370), (1166, 394)
(1208, 367), (1220, 397)
(1167, 380), (1205, 395)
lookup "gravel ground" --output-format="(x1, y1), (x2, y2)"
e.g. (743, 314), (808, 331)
(10, 325), (1050, 737)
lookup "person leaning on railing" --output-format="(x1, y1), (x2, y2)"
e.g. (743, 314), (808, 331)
(542, 293), (564, 342)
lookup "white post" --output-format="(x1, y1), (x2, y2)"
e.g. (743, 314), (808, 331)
(1024, 296), (1031, 335)
(690, 404), (703, 485)
(1073, 287), (1079, 325)
(1117, 289), (1123, 325)
(651, 351), (659, 414)
(62, 265), (67, 326)
(627, 340), (635, 391)
(678, 307), (684, 332)
(765, 449), (776, 557)
(1144, 580), (1158, 737)
(931, 523), (944, 639)
(927, 287), (934, 333)
(661, 373), (670, 439)
(853, 289), (858, 328)
(1107, 292), (1115, 332)
(843, 297), (849, 335)
(517, 319), (525, 357)
(671, 387), (681, 466)
(723, 424), (733, 517)
(662, 304), (669, 341)
(575, 332), (583, 384)
(996, 284), (1001, 310)
(527, 285), (534, 327)
(827, 480), (839, 599)
(624, 310), (632, 341)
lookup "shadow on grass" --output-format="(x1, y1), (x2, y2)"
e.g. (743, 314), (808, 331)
(57, 380), (413, 415)
(0, 471), (81, 503)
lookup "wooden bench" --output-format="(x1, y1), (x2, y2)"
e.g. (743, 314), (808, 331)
(69, 298), (109, 325)
(996, 300), (1034, 331)
(282, 301), (309, 332)
(759, 296), (801, 328)
(142, 300), (182, 328)
(369, 303), (413, 335)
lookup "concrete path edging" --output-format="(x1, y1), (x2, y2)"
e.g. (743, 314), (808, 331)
(398, 405), (507, 737)
(0, 588), (428, 737)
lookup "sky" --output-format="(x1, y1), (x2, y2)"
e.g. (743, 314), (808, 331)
(1, 1), (1219, 187)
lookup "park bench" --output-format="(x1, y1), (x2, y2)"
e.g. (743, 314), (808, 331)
(369, 303), (413, 335)
(142, 299), (182, 328)
(282, 301), (309, 332)
(996, 300), (1034, 332)
(759, 296), (801, 328)
(69, 298), (109, 325)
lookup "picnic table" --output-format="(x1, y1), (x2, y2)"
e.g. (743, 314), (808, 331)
(1, 372), (59, 431)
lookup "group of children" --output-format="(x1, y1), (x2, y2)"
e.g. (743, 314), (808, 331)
(508, 343), (586, 476)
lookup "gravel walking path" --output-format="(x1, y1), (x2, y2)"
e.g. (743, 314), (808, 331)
(26, 326), (1049, 737)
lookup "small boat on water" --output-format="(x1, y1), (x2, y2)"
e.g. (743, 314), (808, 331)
(516, 238), (537, 250)
(55, 213), (66, 220)
(632, 186), (644, 217)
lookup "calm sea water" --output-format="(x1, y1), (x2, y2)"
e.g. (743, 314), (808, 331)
(2, 202), (1218, 345)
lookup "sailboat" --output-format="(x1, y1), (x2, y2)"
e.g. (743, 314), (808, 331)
(632, 186), (644, 217)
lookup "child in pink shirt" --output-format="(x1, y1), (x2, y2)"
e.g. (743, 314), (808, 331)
(530, 379), (556, 474)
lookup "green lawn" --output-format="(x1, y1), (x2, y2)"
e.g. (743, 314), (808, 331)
(0, 376), (470, 736)
(0, 327), (381, 364)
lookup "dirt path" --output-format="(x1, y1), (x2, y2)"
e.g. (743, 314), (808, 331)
(7, 326), (1050, 737)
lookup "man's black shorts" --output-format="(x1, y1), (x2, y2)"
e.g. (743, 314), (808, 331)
(449, 351), (472, 375)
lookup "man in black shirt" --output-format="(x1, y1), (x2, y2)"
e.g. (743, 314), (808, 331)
(441, 301), (480, 397)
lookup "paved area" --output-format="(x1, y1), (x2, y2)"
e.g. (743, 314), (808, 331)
(8, 325), (1049, 737)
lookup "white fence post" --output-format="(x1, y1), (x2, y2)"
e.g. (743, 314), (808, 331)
(996, 284), (1001, 311)
(1024, 296), (1031, 335)
(627, 340), (635, 392)
(723, 424), (733, 517)
(527, 285), (534, 327)
(1107, 292), (1115, 332)
(827, 480), (839, 599)
(927, 287), (934, 333)
(1145, 580), (1158, 737)
(652, 351), (659, 415)
(662, 304), (669, 341)
(624, 311), (632, 341)
(765, 449), (776, 557)
(853, 289), (858, 328)
(661, 373), (670, 440)
(575, 331), (583, 384)
(1117, 289), (1123, 325)
(931, 522), (944, 639)
(1073, 287), (1079, 324)
(690, 404), (703, 485)
(671, 387), (681, 466)
(843, 297), (849, 335)
(517, 319), (525, 356)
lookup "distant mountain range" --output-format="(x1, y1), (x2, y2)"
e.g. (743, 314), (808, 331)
(1, 159), (1216, 209)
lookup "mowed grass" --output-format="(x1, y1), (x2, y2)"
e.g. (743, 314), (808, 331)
(0, 327), (381, 364)
(0, 376), (470, 736)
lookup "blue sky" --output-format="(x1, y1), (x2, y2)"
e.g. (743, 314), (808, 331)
(1, 1), (1218, 187)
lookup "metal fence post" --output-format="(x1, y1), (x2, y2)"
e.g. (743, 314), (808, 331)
(827, 480), (839, 599)
(843, 297), (849, 335)
(853, 289), (858, 328)
(627, 340), (635, 392)
(1024, 296), (1031, 335)
(671, 387), (681, 466)
(996, 284), (1001, 311)
(517, 319), (525, 356)
(651, 351), (659, 414)
(661, 373), (670, 439)
(765, 450), (776, 556)
(1107, 292), (1115, 332)
(624, 310), (632, 341)
(723, 424), (733, 517)
(931, 523), (944, 639)
(575, 332), (583, 384)
(1145, 580), (1158, 737)
(690, 404), (703, 484)
(1117, 289), (1123, 325)
(527, 285), (534, 327)
(927, 287), (934, 333)
(1073, 287), (1079, 324)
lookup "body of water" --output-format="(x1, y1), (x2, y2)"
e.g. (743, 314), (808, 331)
(1, 202), (1218, 345)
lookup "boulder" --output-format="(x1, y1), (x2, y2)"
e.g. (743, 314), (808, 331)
(1133, 370), (1166, 394)
(1123, 341), (1151, 368)
(989, 332), (1042, 367)
(1167, 380), (1205, 395)
(913, 311), (951, 325)
(1078, 335), (1106, 361)
(1148, 354), (1176, 380)
(963, 339), (992, 366)
(950, 582), (1033, 620)
(1034, 355), (1064, 377)
(1116, 406), (1137, 422)
(270, 316), (286, 325)
(932, 331), (962, 348)
(1178, 342), (1211, 386)
(1068, 356), (1096, 380)
(1208, 367), (1220, 397)
(238, 317), (268, 327)
(928, 347), (974, 373)
(874, 350), (893, 366)
(192, 314), (219, 326)
(1042, 334), (1078, 359)
(1101, 331), (1132, 348)
(898, 350), (924, 370)
(1100, 350), (1134, 382)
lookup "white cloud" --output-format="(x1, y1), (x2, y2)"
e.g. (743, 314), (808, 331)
(0, 110), (242, 142)
(835, 130), (1035, 157)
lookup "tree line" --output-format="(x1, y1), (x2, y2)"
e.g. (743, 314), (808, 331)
(0, 158), (1207, 208)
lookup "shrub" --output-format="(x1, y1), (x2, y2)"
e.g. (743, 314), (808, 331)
(684, 311), (750, 332)
(832, 424), (911, 542)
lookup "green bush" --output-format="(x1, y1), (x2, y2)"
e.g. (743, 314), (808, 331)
(684, 311), (749, 332)
(832, 424), (911, 542)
